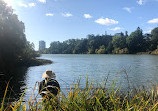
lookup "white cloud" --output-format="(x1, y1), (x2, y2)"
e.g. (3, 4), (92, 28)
(123, 7), (132, 13)
(95, 18), (119, 26)
(109, 27), (124, 31)
(137, 0), (144, 5)
(18, 2), (36, 8)
(2, 0), (14, 6)
(29, 3), (36, 7)
(62, 13), (73, 17)
(18, 3), (28, 8)
(147, 18), (158, 23)
(46, 13), (54, 16)
(37, 0), (46, 3)
(84, 14), (92, 18)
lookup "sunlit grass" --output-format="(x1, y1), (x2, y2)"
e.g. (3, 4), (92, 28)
(1, 76), (158, 110)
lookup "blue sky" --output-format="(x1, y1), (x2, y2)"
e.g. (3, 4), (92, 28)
(4, 0), (158, 50)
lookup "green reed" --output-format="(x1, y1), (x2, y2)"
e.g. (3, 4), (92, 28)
(1, 76), (158, 111)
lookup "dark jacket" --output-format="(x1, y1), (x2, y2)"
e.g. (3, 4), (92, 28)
(39, 78), (60, 97)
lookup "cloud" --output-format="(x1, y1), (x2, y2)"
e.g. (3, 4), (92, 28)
(62, 13), (73, 17)
(147, 18), (158, 23)
(84, 14), (92, 18)
(95, 18), (119, 26)
(2, 0), (13, 6)
(123, 7), (133, 13)
(18, 3), (28, 7)
(18, 2), (37, 8)
(109, 27), (124, 31)
(46, 13), (54, 16)
(137, 0), (144, 5)
(37, 0), (46, 3)
(29, 3), (36, 7)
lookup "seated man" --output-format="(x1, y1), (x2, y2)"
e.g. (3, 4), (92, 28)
(39, 70), (60, 98)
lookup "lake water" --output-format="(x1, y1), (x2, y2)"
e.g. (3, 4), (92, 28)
(1, 54), (158, 102)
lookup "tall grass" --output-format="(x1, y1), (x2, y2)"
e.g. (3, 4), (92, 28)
(1, 76), (158, 111)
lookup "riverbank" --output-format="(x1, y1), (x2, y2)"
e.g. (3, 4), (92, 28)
(43, 48), (158, 55)
(19, 58), (53, 67)
(1, 78), (158, 110)
(0, 57), (52, 75)
(136, 49), (158, 55)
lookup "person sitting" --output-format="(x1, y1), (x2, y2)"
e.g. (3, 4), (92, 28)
(39, 70), (60, 98)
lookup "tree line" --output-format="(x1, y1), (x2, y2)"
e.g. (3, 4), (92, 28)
(0, 0), (38, 71)
(43, 27), (158, 54)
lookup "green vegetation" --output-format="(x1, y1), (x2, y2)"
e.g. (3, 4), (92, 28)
(1, 77), (158, 110)
(44, 27), (158, 54)
(0, 0), (51, 71)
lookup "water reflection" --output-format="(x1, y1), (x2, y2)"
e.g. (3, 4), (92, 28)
(0, 67), (27, 103)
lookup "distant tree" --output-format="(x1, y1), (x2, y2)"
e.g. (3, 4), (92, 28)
(126, 27), (144, 53)
(87, 34), (95, 40)
(151, 27), (158, 50)
(49, 41), (63, 54)
(125, 31), (128, 37)
(46, 27), (158, 54)
(73, 39), (88, 54)
(120, 32), (124, 37)
(151, 27), (158, 42)
(112, 36), (126, 49)
(106, 42), (114, 53)
(95, 45), (106, 54)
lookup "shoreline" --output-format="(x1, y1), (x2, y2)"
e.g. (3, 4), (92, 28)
(42, 53), (158, 55)
(20, 58), (53, 67)
(42, 48), (158, 55)
(0, 58), (52, 73)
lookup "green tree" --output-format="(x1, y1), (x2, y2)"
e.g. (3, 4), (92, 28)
(95, 45), (106, 54)
(73, 39), (88, 54)
(49, 41), (63, 54)
(0, 0), (37, 70)
(126, 27), (144, 53)
(151, 27), (158, 42)
(112, 36), (126, 49)
(150, 27), (158, 50)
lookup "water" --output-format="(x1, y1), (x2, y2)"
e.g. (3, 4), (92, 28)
(1, 54), (158, 102)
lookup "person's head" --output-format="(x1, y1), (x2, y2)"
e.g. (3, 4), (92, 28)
(42, 70), (56, 79)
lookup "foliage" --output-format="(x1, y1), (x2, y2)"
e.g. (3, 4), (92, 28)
(0, 0), (38, 70)
(113, 48), (129, 54)
(95, 45), (106, 54)
(126, 27), (144, 53)
(47, 34), (113, 54)
(151, 27), (158, 43)
(112, 36), (126, 49)
(46, 27), (158, 54)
